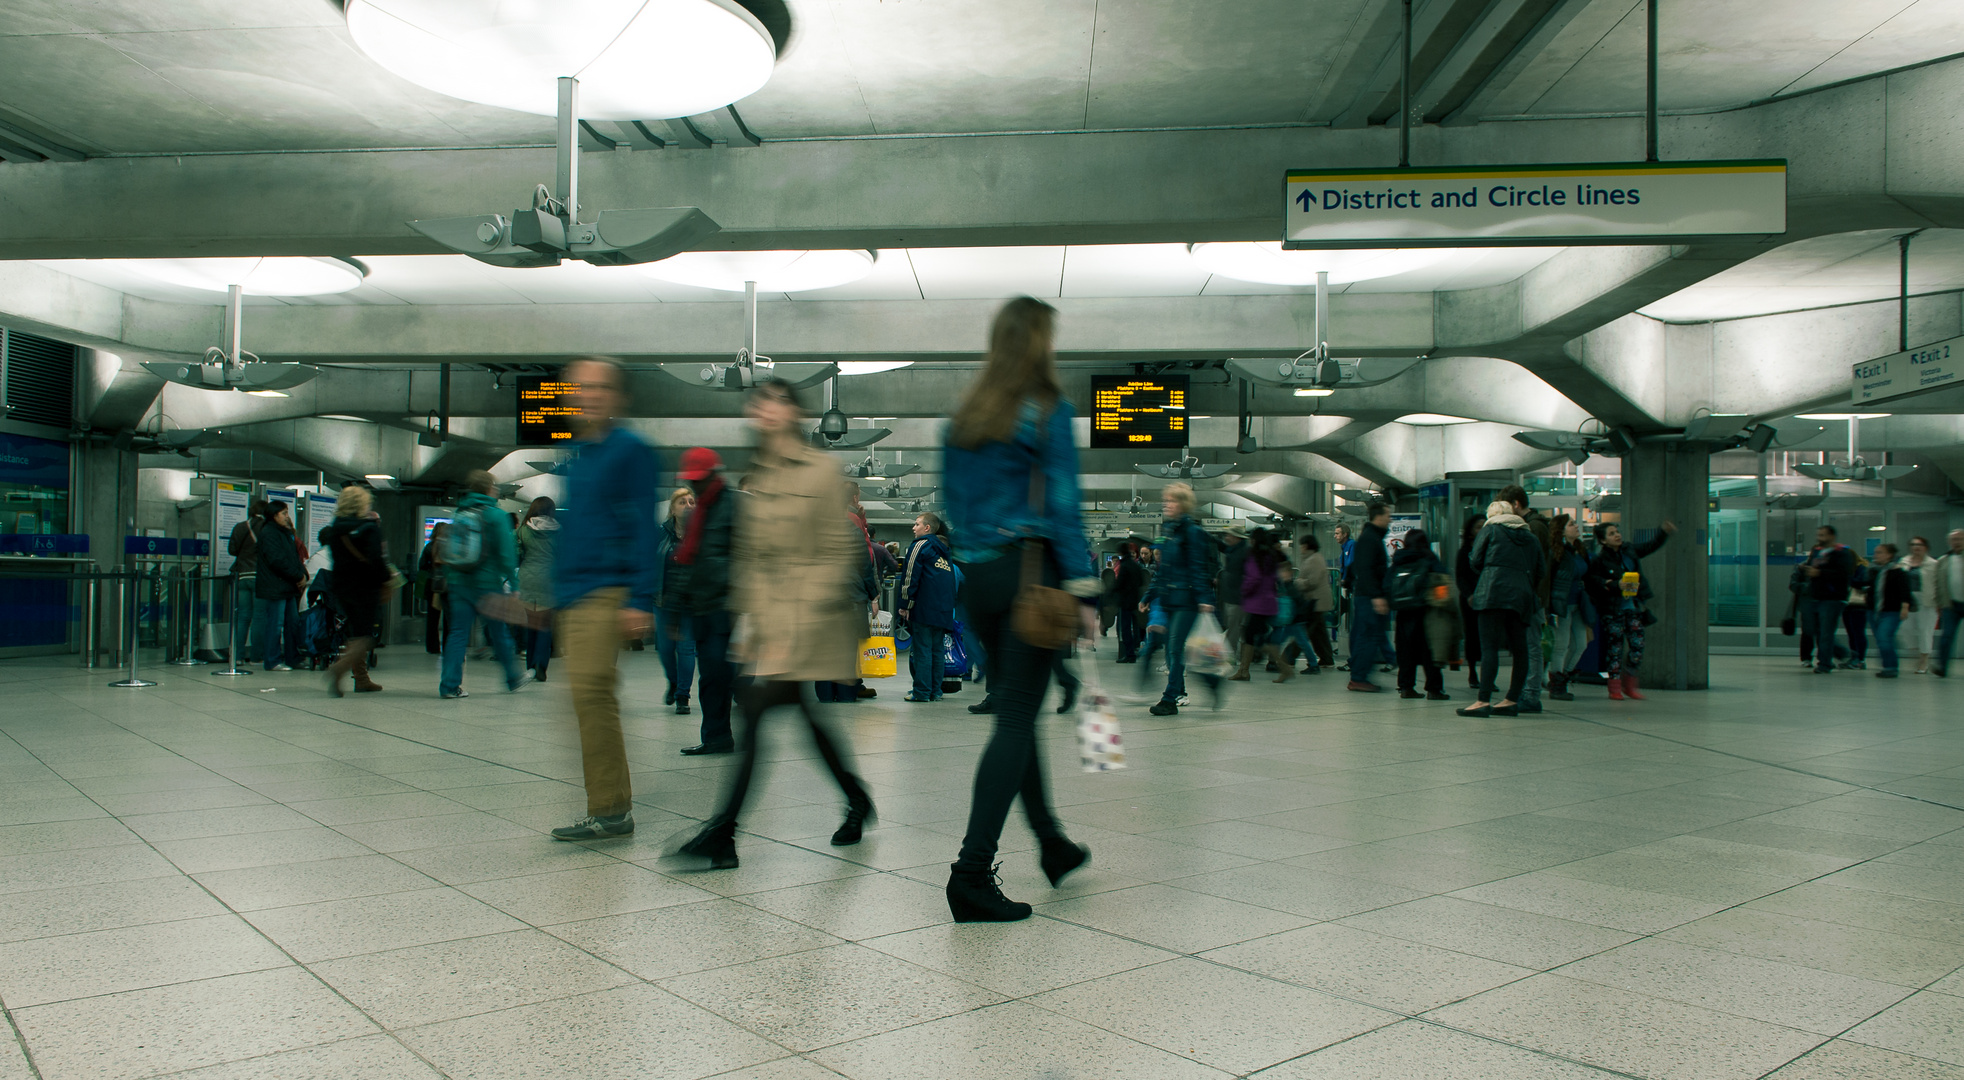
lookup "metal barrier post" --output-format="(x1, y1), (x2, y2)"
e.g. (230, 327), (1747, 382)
(213, 573), (252, 677)
(82, 565), (99, 669)
(108, 563), (156, 688)
(171, 565), (205, 665)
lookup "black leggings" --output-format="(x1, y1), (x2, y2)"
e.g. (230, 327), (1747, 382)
(1242, 613), (1274, 649)
(1476, 609), (1529, 703)
(702, 680), (867, 837)
(955, 551), (1066, 873)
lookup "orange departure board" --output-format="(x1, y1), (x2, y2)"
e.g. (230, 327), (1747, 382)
(517, 375), (580, 445)
(1090, 375), (1188, 449)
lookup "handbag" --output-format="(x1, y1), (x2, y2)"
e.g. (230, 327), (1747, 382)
(1780, 591), (1798, 636)
(1010, 469), (1080, 650)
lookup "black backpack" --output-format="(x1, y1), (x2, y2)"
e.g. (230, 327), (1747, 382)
(1387, 561), (1429, 611)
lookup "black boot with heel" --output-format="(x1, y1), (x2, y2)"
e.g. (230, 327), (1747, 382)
(946, 864), (1032, 922)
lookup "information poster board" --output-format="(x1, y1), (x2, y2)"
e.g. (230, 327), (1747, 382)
(1090, 375), (1189, 449)
(211, 481), (252, 576)
(518, 375), (579, 445)
(1386, 513), (1424, 555)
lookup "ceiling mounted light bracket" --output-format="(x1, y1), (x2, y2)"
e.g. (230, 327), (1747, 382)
(409, 77), (721, 268)
(1791, 415), (1917, 483)
(657, 279), (837, 391)
(140, 284), (318, 395)
(1223, 272), (1423, 391)
(1135, 454), (1236, 481)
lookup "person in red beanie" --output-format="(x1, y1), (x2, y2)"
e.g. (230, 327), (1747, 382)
(668, 446), (741, 755)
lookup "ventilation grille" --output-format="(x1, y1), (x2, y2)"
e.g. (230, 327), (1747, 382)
(2, 329), (76, 429)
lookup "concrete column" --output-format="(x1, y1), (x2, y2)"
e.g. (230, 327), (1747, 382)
(1622, 444), (1709, 691)
(76, 442), (138, 664)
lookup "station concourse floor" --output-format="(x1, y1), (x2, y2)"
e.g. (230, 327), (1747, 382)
(2, 647), (1963, 1080)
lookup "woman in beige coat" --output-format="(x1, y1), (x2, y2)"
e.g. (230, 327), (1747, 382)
(1293, 532), (1338, 670)
(679, 377), (875, 869)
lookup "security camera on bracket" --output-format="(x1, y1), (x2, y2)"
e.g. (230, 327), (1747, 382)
(1222, 271), (1424, 392)
(810, 373), (891, 450)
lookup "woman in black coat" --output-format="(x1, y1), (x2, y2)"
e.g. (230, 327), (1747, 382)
(324, 485), (390, 696)
(1583, 519), (1676, 700)
(1386, 529), (1448, 700)
(1460, 502), (1546, 717)
(1455, 513), (1485, 688)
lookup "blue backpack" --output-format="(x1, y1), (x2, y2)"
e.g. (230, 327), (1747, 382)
(443, 506), (487, 572)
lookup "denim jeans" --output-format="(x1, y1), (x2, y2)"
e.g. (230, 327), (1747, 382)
(1939, 602), (1964, 674)
(1273, 622), (1318, 671)
(1522, 604), (1546, 704)
(440, 587), (522, 695)
(1348, 603), (1388, 684)
(656, 608), (696, 703)
(1875, 611), (1903, 673)
(1842, 605), (1869, 663)
(231, 577), (255, 661)
(1805, 599), (1845, 670)
(1548, 609), (1590, 674)
(692, 610), (735, 747)
(910, 624), (947, 699)
(1161, 593), (1220, 704)
(254, 596), (295, 669)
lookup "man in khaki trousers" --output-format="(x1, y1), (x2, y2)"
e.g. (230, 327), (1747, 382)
(549, 357), (663, 841)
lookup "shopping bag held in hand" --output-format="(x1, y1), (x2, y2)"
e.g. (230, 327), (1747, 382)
(1184, 611), (1231, 678)
(858, 636), (897, 679)
(1075, 665), (1126, 772)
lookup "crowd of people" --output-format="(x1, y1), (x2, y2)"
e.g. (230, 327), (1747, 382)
(220, 296), (1963, 927)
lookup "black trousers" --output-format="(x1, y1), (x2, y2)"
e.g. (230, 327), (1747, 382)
(1460, 599), (1482, 680)
(955, 551), (1066, 873)
(1395, 608), (1442, 694)
(1476, 609), (1529, 703)
(1116, 600), (1144, 660)
(703, 680), (867, 837)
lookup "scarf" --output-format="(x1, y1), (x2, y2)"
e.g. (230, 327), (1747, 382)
(675, 476), (724, 566)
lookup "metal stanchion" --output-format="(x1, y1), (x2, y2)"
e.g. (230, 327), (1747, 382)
(108, 564), (157, 688)
(213, 573), (252, 677)
(171, 565), (206, 665)
(82, 567), (99, 669)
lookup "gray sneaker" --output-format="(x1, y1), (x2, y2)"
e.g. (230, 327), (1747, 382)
(440, 689), (469, 700)
(551, 812), (634, 841)
(506, 673), (534, 693)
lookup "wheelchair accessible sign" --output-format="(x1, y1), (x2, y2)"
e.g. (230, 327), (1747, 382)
(1284, 160), (1786, 246)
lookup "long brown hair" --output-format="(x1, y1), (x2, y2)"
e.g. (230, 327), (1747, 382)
(949, 296), (1061, 449)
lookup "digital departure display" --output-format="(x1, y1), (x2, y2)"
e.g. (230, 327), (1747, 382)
(517, 375), (579, 445)
(1090, 375), (1189, 449)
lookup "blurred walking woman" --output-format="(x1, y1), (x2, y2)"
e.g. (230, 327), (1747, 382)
(515, 497), (558, 681)
(941, 296), (1099, 922)
(677, 378), (874, 869)
(323, 485), (387, 696)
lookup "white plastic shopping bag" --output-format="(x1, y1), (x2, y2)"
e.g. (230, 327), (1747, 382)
(1184, 611), (1232, 678)
(1075, 665), (1126, 772)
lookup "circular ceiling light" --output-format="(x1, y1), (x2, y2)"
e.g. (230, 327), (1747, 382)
(106, 257), (367, 296)
(345, 0), (777, 120)
(641, 249), (877, 293)
(1795, 412), (1890, 420)
(1396, 413), (1478, 425)
(1188, 242), (1451, 286)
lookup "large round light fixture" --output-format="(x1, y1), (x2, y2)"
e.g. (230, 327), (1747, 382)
(107, 257), (367, 296)
(642, 250), (877, 293)
(346, 0), (777, 120)
(836, 361), (913, 376)
(1795, 412), (1890, 420)
(1189, 243), (1451, 285)
(1396, 413), (1478, 425)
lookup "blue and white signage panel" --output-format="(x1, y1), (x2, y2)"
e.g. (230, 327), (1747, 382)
(1853, 334), (1962, 404)
(1285, 160), (1787, 246)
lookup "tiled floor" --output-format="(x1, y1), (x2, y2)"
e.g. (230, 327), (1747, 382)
(2, 648), (1963, 1079)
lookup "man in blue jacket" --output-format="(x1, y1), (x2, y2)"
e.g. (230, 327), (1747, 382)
(438, 470), (527, 699)
(550, 357), (663, 841)
(901, 512), (957, 702)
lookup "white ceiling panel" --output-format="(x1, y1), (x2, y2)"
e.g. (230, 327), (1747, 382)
(1774, 1), (1964, 96)
(1640, 229), (1964, 321)
(790, 250), (924, 302)
(1347, 248), (1566, 292)
(1060, 244), (1211, 297)
(908, 246), (1066, 300)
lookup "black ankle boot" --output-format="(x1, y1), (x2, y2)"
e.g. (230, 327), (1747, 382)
(1055, 682), (1078, 715)
(831, 794), (875, 846)
(679, 827), (739, 869)
(1039, 838), (1089, 887)
(946, 863), (1031, 922)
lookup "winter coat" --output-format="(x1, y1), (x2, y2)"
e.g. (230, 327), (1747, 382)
(1938, 552), (1962, 608)
(1469, 515), (1545, 617)
(1804, 543), (1855, 603)
(1351, 521), (1390, 601)
(901, 533), (957, 630)
(656, 517), (687, 613)
(1385, 544), (1447, 610)
(1145, 515), (1217, 607)
(941, 398), (1095, 589)
(1876, 561), (1916, 615)
(322, 517), (387, 598)
(1240, 553), (1281, 617)
(450, 492), (518, 594)
(226, 515), (263, 576)
(1519, 507), (1553, 603)
(1296, 551), (1334, 613)
(669, 483), (738, 617)
(1217, 539), (1250, 609)
(515, 517), (558, 609)
(1585, 529), (1671, 614)
(254, 520), (306, 600)
(1550, 544), (1591, 619)
(732, 441), (864, 682)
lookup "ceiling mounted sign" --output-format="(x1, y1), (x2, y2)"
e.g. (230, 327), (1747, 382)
(1852, 334), (1960, 405)
(1284, 160), (1786, 248)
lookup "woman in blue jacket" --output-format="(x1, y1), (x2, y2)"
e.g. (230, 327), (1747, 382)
(901, 511), (957, 702)
(940, 297), (1098, 922)
(1144, 482), (1221, 715)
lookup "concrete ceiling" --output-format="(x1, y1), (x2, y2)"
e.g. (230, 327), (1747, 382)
(3, 0), (1961, 158)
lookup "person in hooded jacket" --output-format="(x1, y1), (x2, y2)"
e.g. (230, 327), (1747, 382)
(1460, 502), (1546, 717)
(323, 485), (387, 696)
(1386, 528), (1448, 700)
(515, 496), (558, 682)
(671, 449), (738, 754)
(901, 511), (957, 702)
(1583, 518), (1677, 699)
(254, 502), (306, 671)
(655, 487), (699, 715)
(439, 471), (527, 698)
